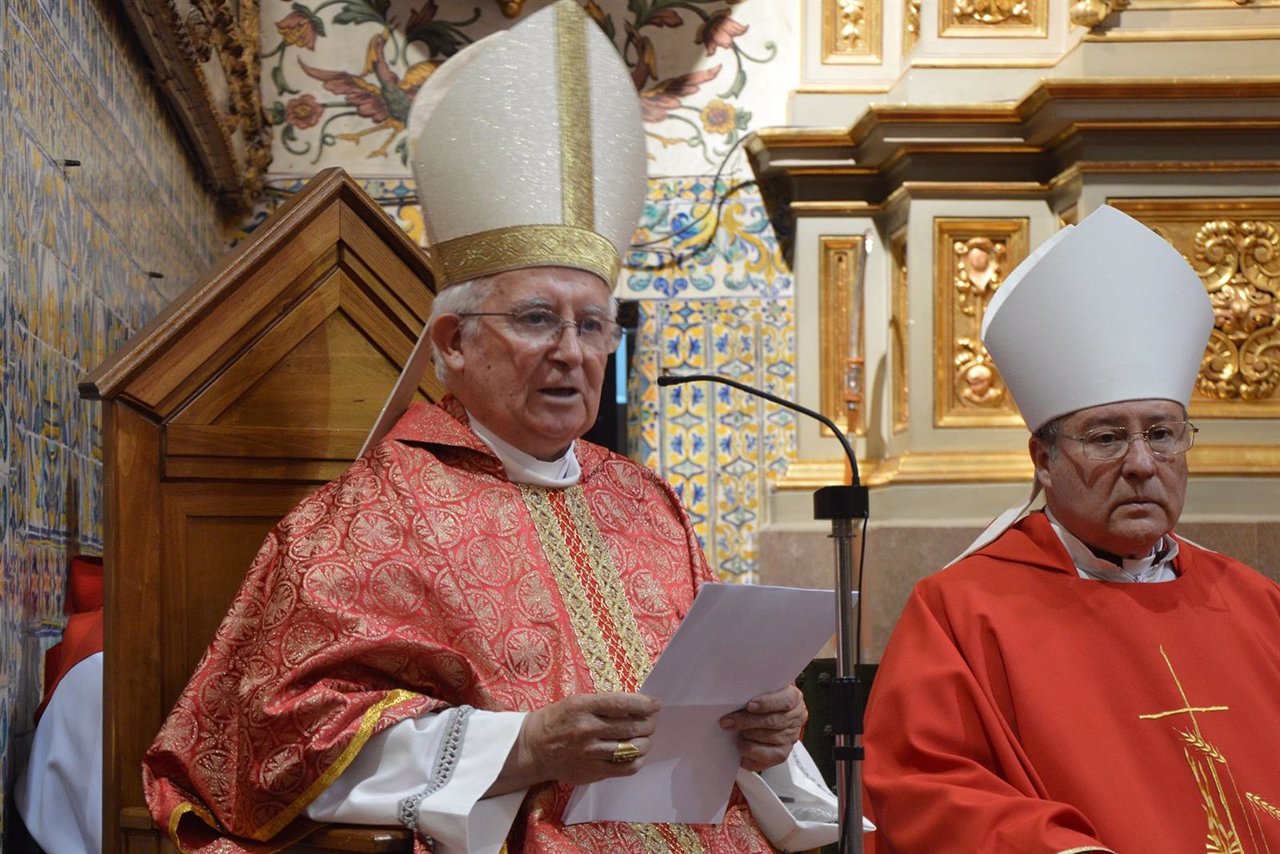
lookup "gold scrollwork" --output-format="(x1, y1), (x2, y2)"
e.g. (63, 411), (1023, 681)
(1193, 220), (1280, 402)
(953, 0), (1033, 25)
(942, 0), (1048, 36)
(823, 0), (884, 64)
(1110, 199), (1280, 419)
(933, 220), (1027, 427)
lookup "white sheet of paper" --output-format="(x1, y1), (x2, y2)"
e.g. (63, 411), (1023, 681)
(563, 584), (837, 825)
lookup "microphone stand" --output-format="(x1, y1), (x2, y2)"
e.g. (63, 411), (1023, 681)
(656, 373), (870, 854)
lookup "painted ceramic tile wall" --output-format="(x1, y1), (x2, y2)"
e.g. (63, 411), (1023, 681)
(0, 0), (226, 838)
(254, 0), (799, 582)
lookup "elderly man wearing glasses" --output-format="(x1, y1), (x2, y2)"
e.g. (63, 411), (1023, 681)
(142, 4), (836, 854)
(863, 205), (1280, 854)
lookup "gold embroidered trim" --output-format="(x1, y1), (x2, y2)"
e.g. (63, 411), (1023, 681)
(555, 1), (593, 231)
(251, 689), (424, 841)
(627, 822), (707, 853)
(660, 822), (707, 853)
(166, 802), (213, 853)
(630, 823), (672, 853)
(522, 485), (624, 692)
(432, 224), (619, 288)
(1058, 849), (1117, 854)
(564, 486), (654, 686)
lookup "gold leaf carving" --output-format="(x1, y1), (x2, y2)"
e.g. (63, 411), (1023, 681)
(820, 236), (867, 436)
(1192, 220), (1280, 402)
(1069, 0), (1116, 28)
(890, 231), (910, 433)
(952, 0), (1033, 25)
(933, 220), (1026, 427)
(823, 0), (883, 63)
(942, 0), (1047, 36)
(904, 0), (923, 54)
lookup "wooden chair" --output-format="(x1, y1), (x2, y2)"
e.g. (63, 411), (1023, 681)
(82, 168), (438, 854)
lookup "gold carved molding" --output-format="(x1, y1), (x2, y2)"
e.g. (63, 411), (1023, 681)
(942, 0), (1049, 37)
(820, 235), (868, 437)
(890, 229), (910, 434)
(933, 218), (1028, 428)
(904, 0), (923, 54)
(1111, 199), (1280, 418)
(121, 0), (270, 210)
(823, 0), (884, 64)
(775, 443), (1280, 490)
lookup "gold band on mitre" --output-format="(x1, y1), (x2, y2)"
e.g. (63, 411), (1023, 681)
(429, 224), (621, 289)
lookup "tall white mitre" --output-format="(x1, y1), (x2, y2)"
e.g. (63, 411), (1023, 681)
(361, 0), (648, 455)
(406, 0), (647, 290)
(952, 205), (1216, 561)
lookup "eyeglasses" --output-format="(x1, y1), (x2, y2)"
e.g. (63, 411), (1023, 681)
(1059, 420), (1199, 461)
(457, 308), (623, 355)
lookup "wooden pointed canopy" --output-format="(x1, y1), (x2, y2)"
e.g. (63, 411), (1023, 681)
(81, 167), (435, 853)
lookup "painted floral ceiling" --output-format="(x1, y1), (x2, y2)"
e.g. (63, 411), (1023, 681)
(260, 0), (797, 178)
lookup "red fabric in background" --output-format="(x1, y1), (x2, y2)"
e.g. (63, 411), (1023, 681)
(35, 555), (104, 723)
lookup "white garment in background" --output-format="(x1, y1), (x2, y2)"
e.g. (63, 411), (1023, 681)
(16, 651), (103, 854)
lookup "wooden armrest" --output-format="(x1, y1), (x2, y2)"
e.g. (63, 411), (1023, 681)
(119, 806), (412, 853)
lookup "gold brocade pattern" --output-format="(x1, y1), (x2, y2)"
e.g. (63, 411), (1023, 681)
(564, 487), (655, 686)
(555, 1), (593, 231)
(431, 224), (620, 288)
(521, 485), (627, 692)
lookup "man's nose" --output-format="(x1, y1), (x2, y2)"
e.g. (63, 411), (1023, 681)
(550, 321), (586, 362)
(1120, 434), (1159, 474)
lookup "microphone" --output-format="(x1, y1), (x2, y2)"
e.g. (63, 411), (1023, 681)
(656, 372), (862, 485)
(657, 370), (871, 854)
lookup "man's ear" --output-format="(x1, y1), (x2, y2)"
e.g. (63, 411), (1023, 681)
(429, 315), (466, 374)
(1029, 434), (1053, 489)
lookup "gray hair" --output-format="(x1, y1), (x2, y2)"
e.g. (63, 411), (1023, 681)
(428, 276), (499, 383)
(1033, 414), (1065, 455)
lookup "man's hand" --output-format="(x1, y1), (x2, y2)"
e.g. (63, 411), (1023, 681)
(489, 693), (660, 796)
(719, 684), (807, 773)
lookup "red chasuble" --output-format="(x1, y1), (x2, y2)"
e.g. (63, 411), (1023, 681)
(143, 398), (775, 853)
(864, 511), (1280, 854)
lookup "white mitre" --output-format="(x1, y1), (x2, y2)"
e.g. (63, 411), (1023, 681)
(982, 204), (1215, 432)
(360, 0), (647, 456)
(951, 204), (1215, 562)
(405, 0), (647, 290)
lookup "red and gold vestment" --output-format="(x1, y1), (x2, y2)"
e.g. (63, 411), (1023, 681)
(144, 399), (775, 853)
(864, 511), (1280, 854)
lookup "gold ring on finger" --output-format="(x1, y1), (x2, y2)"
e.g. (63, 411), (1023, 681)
(611, 740), (641, 763)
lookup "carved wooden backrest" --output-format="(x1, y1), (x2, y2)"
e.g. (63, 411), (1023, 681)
(81, 169), (438, 854)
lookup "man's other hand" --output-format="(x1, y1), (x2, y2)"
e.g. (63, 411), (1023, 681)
(720, 684), (807, 772)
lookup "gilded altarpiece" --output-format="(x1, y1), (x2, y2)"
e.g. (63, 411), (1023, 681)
(1113, 200), (1280, 418)
(940, 0), (1049, 37)
(822, 0), (884, 63)
(933, 218), (1029, 427)
(820, 236), (868, 437)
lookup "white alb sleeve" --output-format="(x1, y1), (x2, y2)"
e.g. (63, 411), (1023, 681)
(305, 708), (527, 854)
(736, 742), (850, 851)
